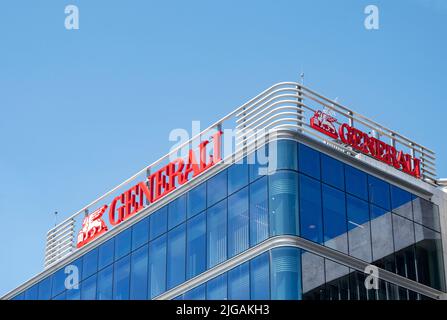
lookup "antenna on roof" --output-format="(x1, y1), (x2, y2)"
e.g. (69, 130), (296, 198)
(54, 211), (58, 226)
(300, 72), (304, 86)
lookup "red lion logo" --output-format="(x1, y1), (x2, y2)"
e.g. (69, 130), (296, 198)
(77, 205), (108, 248)
(310, 110), (338, 139)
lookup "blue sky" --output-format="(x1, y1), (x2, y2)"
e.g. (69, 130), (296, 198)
(0, 0), (446, 296)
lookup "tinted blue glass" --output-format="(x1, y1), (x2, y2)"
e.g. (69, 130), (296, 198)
(131, 217), (149, 250)
(82, 248), (98, 280)
(346, 195), (372, 262)
(52, 292), (66, 300)
(207, 200), (227, 268)
(269, 171), (299, 236)
(298, 143), (320, 179)
(250, 176), (269, 246)
(299, 174), (323, 243)
(81, 275), (97, 300)
(167, 224), (186, 289)
(113, 255), (130, 300)
(71, 257), (83, 281)
(115, 228), (131, 260)
(52, 267), (67, 298)
(149, 235), (167, 298)
(206, 273), (227, 300)
(25, 283), (39, 300)
(228, 187), (249, 257)
(272, 139), (298, 172)
(392, 214), (415, 252)
(186, 212), (206, 279)
(130, 244), (149, 300)
(368, 175), (391, 210)
(321, 154), (345, 190)
(390, 185), (413, 220)
(188, 183), (206, 218)
(228, 162), (249, 195)
(98, 238), (114, 270)
(168, 194), (186, 230)
(322, 184), (348, 253)
(345, 165), (368, 201)
(228, 262), (250, 300)
(412, 196), (440, 232)
(38, 276), (52, 300)
(370, 205), (394, 261)
(249, 145), (268, 182)
(150, 207), (167, 240)
(271, 247), (301, 300)
(12, 293), (24, 300)
(183, 284), (206, 300)
(66, 287), (80, 300)
(207, 170), (227, 207)
(250, 252), (270, 299)
(96, 265), (113, 300)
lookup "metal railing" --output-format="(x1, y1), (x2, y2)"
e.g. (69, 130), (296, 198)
(44, 81), (437, 268)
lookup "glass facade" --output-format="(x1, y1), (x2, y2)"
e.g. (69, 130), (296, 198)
(11, 139), (446, 300)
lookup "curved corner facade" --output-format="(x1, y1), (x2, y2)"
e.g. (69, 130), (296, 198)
(3, 83), (447, 300)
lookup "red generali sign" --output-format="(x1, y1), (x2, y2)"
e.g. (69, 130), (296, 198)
(310, 110), (421, 179)
(77, 131), (223, 248)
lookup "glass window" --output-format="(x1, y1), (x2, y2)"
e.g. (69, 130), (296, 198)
(271, 139), (298, 172)
(249, 145), (268, 182)
(228, 262), (250, 300)
(322, 184), (348, 254)
(12, 293), (24, 300)
(321, 154), (344, 190)
(113, 255), (130, 300)
(414, 224), (446, 291)
(345, 165), (368, 201)
(96, 265), (113, 300)
(25, 284), (39, 300)
(115, 228), (131, 260)
(207, 170), (227, 207)
(368, 175), (391, 211)
(228, 162), (249, 195)
(168, 194), (186, 230)
(183, 284), (206, 300)
(52, 291), (66, 300)
(269, 171), (299, 236)
(206, 273), (227, 300)
(301, 252), (325, 300)
(271, 247), (301, 300)
(132, 217), (149, 250)
(167, 224), (186, 289)
(299, 174), (323, 243)
(81, 275), (96, 300)
(412, 196), (440, 232)
(149, 235), (167, 298)
(98, 238), (114, 270)
(66, 287), (80, 300)
(298, 143), (320, 179)
(130, 244), (149, 300)
(370, 205), (394, 261)
(150, 207), (167, 240)
(393, 214), (415, 252)
(346, 195), (372, 262)
(250, 252), (270, 300)
(390, 185), (413, 220)
(186, 212), (206, 279)
(228, 187), (249, 258)
(325, 259), (349, 300)
(52, 267), (67, 298)
(82, 248), (98, 281)
(187, 183), (206, 218)
(38, 276), (52, 300)
(250, 176), (269, 246)
(207, 200), (227, 268)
